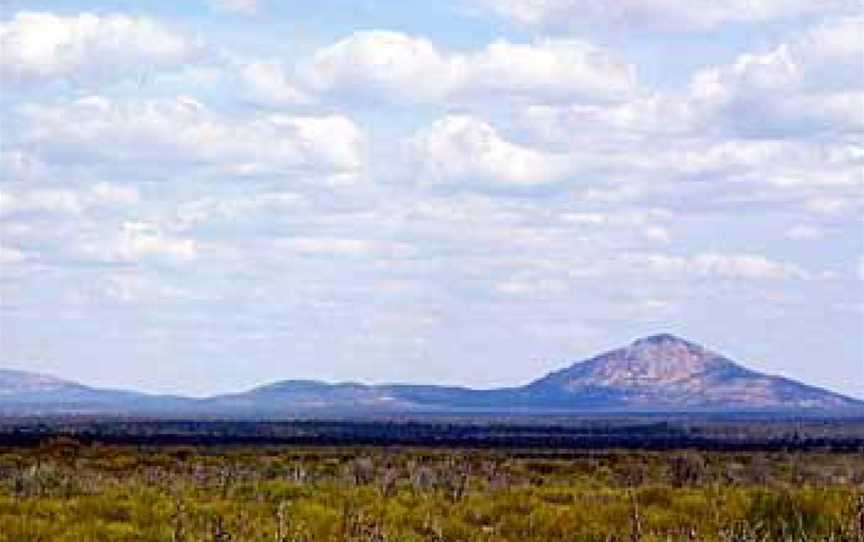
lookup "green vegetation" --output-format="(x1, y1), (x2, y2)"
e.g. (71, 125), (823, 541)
(0, 440), (862, 541)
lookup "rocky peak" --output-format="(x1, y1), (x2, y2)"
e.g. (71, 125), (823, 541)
(534, 334), (743, 390)
(614, 334), (724, 382)
(630, 333), (693, 347)
(624, 333), (710, 367)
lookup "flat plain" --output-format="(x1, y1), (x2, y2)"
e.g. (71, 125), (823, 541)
(0, 418), (862, 541)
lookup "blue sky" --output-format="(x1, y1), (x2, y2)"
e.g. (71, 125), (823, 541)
(0, 0), (862, 398)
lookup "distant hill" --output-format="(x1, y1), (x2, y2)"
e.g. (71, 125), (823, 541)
(0, 369), (189, 415)
(519, 334), (859, 410)
(2, 334), (861, 416)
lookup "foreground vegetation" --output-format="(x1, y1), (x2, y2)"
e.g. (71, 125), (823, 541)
(0, 440), (862, 541)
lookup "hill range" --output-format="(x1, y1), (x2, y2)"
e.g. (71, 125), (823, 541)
(2, 334), (861, 417)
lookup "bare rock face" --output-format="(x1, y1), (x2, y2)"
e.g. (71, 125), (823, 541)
(527, 334), (857, 409)
(572, 334), (735, 386)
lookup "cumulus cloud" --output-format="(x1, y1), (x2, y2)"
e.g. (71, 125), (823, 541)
(507, 17), (864, 216)
(1, 4), (859, 397)
(238, 60), (310, 106)
(673, 139), (861, 188)
(17, 95), (367, 178)
(472, 0), (856, 31)
(408, 111), (861, 201)
(408, 118), (858, 202)
(689, 16), (864, 138)
(408, 115), (571, 188)
(519, 95), (698, 142)
(298, 31), (636, 104)
(0, 12), (205, 87)
(299, 31), (452, 104)
(515, 15), (863, 147)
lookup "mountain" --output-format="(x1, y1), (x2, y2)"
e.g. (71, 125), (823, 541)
(0, 369), (190, 415)
(2, 334), (862, 416)
(519, 334), (859, 410)
(204, 334), (860, 414)
(0, 369), (78, 397)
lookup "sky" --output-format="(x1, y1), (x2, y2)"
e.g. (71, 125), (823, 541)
(0, 0), (862, 399)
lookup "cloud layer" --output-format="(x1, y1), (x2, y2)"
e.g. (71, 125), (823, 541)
(474, 0), (857, 31)
(0, 4), (861, 398)
(299, 32), (636, 104)
(0, 12), (204, 87)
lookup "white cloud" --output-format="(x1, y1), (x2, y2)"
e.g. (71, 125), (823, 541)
(283, 237), (417, 258)
(174, 192), (307, 227)
(521, 16), (864, 143)
(520, 95), (698, 140)
(407, 111), (861, 199)
(0, 12), (204, 87)
(672, 139), (861, 188)
(804, 196), (856, 215)
(104, 272), (192, 303)
(785, 224), (827, 241)
(299, 31), (636, 104)
(0, 150), (47, 182)
(52, 221), (203, 265)
(473, 0), (856, 31)
(238, 60), (310, 106)
(113, 221), (198, 262)
(209, 0), (259, 14)
(0, 184), (139, 216)
(643, 225), (671, 243)
(299, 31), (453, 104)
(495, 277), (569, 297)
(0, 244), (27, 265)
(408, 115), (571, 188)
(690, 16), (864, 138)
(798, 16), (864, 89)
(515, 105), (862, 213)
(18, 96), (367, 178)
(486, 250), (811, 301)
(457, 38), (635, 102)
(290, 238), (376, 256)
(0, 189), (83, 215)
(626, 252), (810, 280)
(89, 183), (140, 206)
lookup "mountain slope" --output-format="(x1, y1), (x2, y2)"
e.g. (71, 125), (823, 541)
(521, 334), (858, 409)
(0, 369), (191, 414)
(206, 334), (860, 413)
(2, 335), (861, 415)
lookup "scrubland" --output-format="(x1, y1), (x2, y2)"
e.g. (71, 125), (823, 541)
(0, 439), (862, 541)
